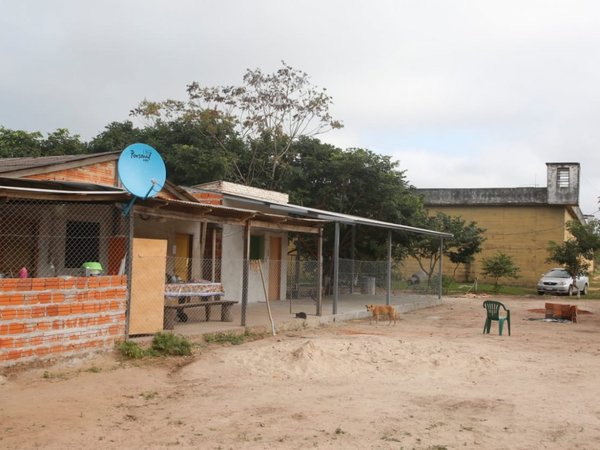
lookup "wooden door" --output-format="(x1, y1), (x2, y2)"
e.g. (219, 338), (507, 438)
(174, 233), (192, 281)
(129, 238), (167, 335)
(268, 236), (282, 301)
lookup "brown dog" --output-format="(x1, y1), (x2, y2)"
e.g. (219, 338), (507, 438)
(366, 304), (397, 325)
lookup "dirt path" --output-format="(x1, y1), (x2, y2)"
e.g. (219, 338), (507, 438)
(2, 295), (600, 449)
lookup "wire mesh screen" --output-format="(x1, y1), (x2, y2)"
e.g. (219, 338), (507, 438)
(0, 199), (129, 279)
(162, 256), (226, 330)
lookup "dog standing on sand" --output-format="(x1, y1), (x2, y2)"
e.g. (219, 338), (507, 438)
(365, 304), (397, 325)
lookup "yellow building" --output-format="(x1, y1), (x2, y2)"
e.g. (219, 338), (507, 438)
(415, 162), (589, 286)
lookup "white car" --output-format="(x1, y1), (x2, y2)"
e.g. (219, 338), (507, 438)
(537, 268), (589, 296)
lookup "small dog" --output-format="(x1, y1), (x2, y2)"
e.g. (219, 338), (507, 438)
(366, 304), (397, 325)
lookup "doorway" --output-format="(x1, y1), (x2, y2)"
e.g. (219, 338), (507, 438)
(174, 233), (192, 281)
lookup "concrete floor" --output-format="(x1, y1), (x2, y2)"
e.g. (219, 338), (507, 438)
(168, 292), (443, 338)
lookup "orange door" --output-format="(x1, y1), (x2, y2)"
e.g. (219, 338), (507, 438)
(174, 233), (192, 281)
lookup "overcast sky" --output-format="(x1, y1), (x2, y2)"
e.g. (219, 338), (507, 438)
(2, 0), (600, 215)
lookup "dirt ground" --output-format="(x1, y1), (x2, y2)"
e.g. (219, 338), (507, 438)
(2, 295), (600, 450)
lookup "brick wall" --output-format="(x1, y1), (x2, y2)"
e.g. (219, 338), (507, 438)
(25, 161), (117, 186)
(191, 192), (224, 205)
(0, 275), (127, 367)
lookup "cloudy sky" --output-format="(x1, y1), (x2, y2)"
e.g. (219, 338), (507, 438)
(2, 0), (600, 215)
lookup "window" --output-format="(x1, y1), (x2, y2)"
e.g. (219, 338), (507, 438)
(65, 221), (100, 268)
(557, 168), (570, 188)
(249, 235), (265, 260)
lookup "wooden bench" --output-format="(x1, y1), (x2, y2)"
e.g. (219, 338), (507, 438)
(164, 299), (238, 325)
(164, 282), (238, 329)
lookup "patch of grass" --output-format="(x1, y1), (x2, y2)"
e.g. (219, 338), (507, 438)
(203, 331), (246, 345)
(117, 333), (192, 359)
(203, 329), (266, 346)
(85, 366), (102, 373)
(151, 332), (192, 356)
(140, 391), (158, 400)
(118, 340), (146, 359)
(42, 370), (65, 380)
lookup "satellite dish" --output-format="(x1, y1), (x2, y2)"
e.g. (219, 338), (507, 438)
(118, 143), (166, 214)
(118, 143), (166, 198)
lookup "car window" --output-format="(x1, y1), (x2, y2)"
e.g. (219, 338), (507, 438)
(545, 270), (570, 278)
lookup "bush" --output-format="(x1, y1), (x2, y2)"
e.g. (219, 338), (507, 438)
(117, 333), (192, 359)
(118, 340), (147, 359)
(151, 332), (192, 356)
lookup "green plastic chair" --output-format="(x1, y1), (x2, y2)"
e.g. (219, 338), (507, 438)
(482, 300), (511, 336)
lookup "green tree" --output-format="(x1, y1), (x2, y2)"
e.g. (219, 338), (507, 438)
(0, 127), (86, 157)
(88, 119), (241, 186)
(131, 61), (342, 189)
(87, 121), (145, 153)
(480, 252), (520, 293)
(408, 212), (486, 285)
(0, 127), (43, 157)
(445, 218), (487, 281)
(284, 139), (424, 261)
(40, 128), (86, 155)
(546, 219), (600, 296)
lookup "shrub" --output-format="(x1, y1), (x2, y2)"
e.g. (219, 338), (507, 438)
(151, 332), (192, 356)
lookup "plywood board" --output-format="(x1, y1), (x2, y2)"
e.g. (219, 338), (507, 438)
(129, 238), (167, 335)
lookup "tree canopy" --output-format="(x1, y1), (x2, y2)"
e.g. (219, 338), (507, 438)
(130, 61), (342, 189)
(408, 211), (486, 283)
(0, 127), (86, 158)
(547, 219), (600, 295)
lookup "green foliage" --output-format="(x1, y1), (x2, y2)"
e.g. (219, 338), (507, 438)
(0, 127), (85, 157)
(480, 252), (520, 293)
(547, 219), (600, 290)
(40, 128), (87, 155)
(285, 139), (425, 261)
(131, 61), (342, 189)
(151, 332), (192, 356)
(117, 333), (192, 359)
(546, 220), (600, 297)
(87, 121), (145, 153)
(203, 331), (247, 345)
(429, 274), (455, 295)
(118, 340), (147, 359)
(408, 212), (486, 284)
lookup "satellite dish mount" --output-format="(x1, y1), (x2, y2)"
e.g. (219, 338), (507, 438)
(118, 143), (166, 215)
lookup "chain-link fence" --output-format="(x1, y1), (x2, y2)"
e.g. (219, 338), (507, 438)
(0, 198), (130, 366)
(0, 199), (129, 279)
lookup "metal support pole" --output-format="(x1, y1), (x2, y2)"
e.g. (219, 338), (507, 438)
(438, 237), (444, 299)
(241, 221), (251, 326)
(386, 230), (392, 305)
(124, 207), (134, 339)
(351, 225), (355, 293)
(317, 227), (323, 316)
(333, 222), (340, 315)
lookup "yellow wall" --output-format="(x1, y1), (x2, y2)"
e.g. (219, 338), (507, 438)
(402, 205), (577, 286)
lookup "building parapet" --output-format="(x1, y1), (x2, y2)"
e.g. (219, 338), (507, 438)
(418, 187), (548, 206)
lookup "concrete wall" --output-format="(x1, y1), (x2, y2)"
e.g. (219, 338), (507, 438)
(220, 224), (287, 303)
(0, 275), (127, 367)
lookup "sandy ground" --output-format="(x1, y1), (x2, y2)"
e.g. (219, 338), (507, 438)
(2, 295), (600, 450)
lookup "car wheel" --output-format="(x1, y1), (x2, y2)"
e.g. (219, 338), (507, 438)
(567, 285), (574, 296)
(582, 284), (588, 296)
(537, 291), (544, 296)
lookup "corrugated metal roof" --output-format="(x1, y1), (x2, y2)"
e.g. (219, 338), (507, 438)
(190, 187), (452, 238)
(0, 152), (120, 174)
